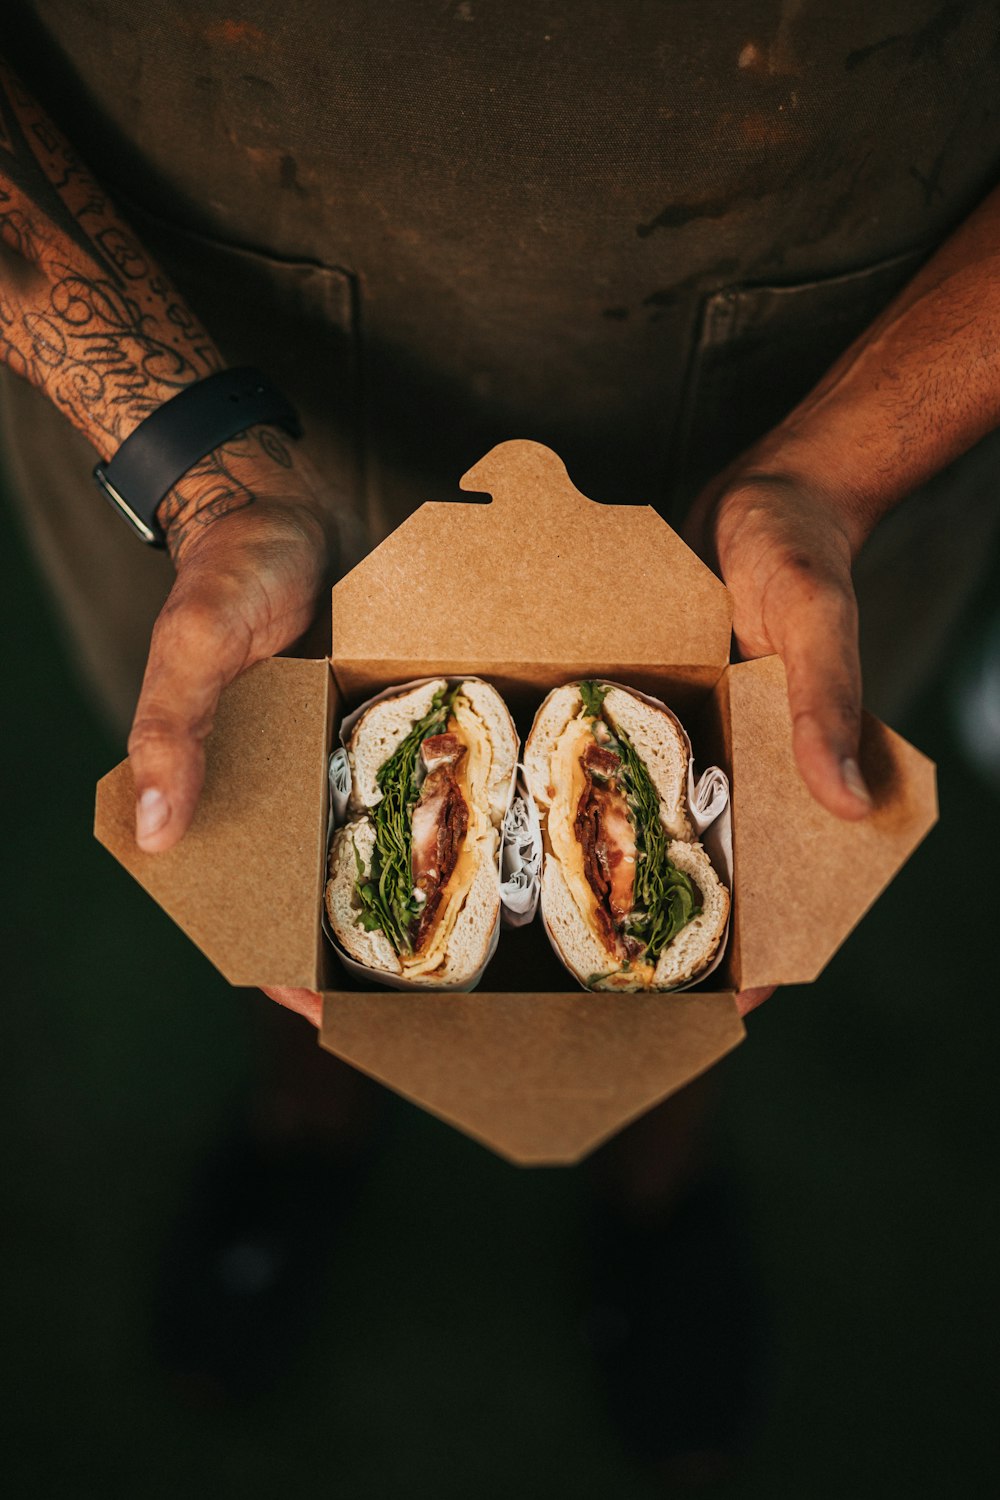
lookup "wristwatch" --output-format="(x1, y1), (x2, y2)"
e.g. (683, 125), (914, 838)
(92, 366), (302, 547)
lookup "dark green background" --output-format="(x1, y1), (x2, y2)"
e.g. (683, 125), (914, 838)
(1, 464), (998, 1498)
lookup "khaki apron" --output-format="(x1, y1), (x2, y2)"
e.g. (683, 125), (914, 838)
(2, 0), (1000, 729)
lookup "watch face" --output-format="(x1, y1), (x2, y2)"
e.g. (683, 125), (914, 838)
(92, 465), (165, 547)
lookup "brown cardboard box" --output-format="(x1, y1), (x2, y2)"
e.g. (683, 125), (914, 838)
(94, 441), (937, 1164)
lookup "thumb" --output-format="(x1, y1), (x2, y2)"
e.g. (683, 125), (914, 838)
(767, 566), (872, 822)
(128, 584), (252, 853)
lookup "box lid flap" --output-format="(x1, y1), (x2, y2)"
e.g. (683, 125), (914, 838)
(330, 440), (732, 691)
(319, 990), (744, 1164)
(726, 655), (938, 989)
(94, 657), (331, 989)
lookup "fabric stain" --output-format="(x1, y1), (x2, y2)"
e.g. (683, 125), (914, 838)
(844, 32), (905, 71)
(637, 196), (736, 237)
(845, 3), (968, 71)
(642, 261), (739, 309)
(240, 73), (276, 96)
(203, 20), (270, 51)
(280, 153), (308, 197)
(738, 110), (797, 147)
(737, 0), (803, 77)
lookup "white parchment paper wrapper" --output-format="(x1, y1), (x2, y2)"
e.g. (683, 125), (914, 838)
(534, 681), (733, 993)
(329, 746), (352, 829)
(499, 769), (542, 927)
(323, 676), (517, 992)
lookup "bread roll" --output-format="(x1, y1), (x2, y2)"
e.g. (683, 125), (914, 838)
(526, 681), (729, 991)
(327, 678), (517, 988)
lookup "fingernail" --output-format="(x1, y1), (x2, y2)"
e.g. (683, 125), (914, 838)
(136, 787), (169, 845)
(840, 757), (872, 809)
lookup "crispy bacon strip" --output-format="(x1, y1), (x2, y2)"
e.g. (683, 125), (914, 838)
(582, 742), (621, 779)
(411, 740), (469, 951)
(421, 732), (465, 771)
(574, 744), (637, 956)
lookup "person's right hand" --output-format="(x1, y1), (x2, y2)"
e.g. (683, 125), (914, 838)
(686, 470), (872, 823)
(128, 444), (336, 857)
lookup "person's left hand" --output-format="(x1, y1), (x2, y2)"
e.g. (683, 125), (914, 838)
(686, 469), (872, 823)
(684, 461), (876, 1021)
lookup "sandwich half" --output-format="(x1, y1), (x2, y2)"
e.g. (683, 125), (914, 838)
(525, 681), (730, 991)
(326, 678), (518, 986)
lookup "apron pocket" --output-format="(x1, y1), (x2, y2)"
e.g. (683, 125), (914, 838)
(667, 246), (929, 519)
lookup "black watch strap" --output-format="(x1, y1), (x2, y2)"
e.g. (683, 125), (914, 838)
(92, 366), (302, 547)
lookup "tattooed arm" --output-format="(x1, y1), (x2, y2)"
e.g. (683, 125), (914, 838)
(0, 57), (331, 561)
(0, 61), (337, 969)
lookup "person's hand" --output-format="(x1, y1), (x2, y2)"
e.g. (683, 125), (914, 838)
(685, 467), (872, 1021)
(735, 986), (774, 1018)
(686, 470), (872, 823)
(260, 986), (324, 1026)
(128, 444), (335, 857)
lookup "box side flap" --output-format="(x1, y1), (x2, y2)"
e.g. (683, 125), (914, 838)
(94, 658), (331, 989)
(329, 440), (732, 698)
(728, 656), (938, 989)
(319, 990), (745, 1165)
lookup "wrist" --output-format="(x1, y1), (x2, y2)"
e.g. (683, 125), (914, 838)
(718, 425), (880, 559)
(93, 368), (305, 557)
(159, 429), (332, 566)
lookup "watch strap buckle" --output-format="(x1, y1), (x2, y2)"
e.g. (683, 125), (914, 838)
(93, 464), (166, 547)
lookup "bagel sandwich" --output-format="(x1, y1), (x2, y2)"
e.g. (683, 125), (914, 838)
(326, 678), (518, 986)
(524, 681), (730, 992)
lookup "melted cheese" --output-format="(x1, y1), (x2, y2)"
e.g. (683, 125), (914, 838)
(402, 692), (496, 977)
(593, 960), (654, 992)
(451, 696), (492, 846)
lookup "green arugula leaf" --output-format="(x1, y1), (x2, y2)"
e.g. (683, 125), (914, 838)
(578, 679), (610, 718)
(605, 722), (702, 964)
(352, 682), (461, 953)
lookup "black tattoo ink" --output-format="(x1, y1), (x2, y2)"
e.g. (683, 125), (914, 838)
(0, 68), (123, 285)
(0, 63), (302, 562)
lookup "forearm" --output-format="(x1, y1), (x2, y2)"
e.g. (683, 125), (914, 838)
(0, 60), (315, 563)
(729, 184), (1000, 551)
